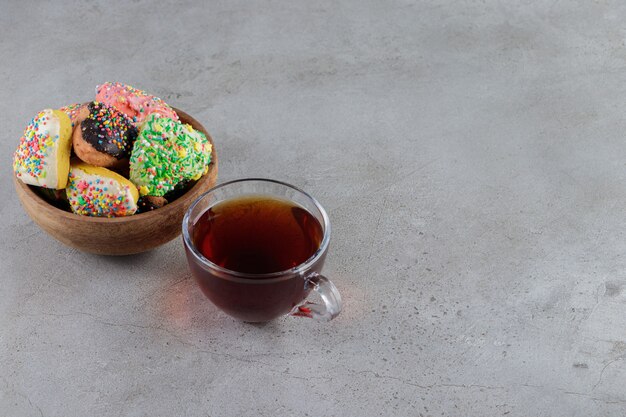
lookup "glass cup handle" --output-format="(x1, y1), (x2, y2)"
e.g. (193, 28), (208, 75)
(291, 273), (342, 321)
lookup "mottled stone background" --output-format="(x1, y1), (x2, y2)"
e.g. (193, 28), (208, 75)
(2, 1), (626, 416)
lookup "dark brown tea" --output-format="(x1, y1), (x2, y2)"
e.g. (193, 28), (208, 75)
(185, 195), (326, 322)
(194, 196), (323, 274)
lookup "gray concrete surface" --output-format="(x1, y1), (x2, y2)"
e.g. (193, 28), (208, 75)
(2, 0), (626, 415)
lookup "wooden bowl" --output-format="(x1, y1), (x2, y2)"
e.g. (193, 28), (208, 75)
(13, 108), (218, 255)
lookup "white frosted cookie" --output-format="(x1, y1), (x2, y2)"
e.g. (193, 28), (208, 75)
(13, 109), (73, 189)
(66, 161), (139, 217)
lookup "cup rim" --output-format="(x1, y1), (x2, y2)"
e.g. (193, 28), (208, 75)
(182, 178), (331, 282)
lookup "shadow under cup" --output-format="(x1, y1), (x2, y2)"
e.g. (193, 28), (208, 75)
(182, 179), (341, 322)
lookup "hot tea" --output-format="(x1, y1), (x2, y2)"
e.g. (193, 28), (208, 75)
(183, 179), (341, 322)
(186, 195), (326, 321)
(194, 196), (323, 274)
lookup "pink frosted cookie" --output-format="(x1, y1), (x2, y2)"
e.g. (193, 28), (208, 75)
(95, 82), (179, 125)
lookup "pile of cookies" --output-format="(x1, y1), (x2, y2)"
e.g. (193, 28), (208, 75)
(13, 82), (213, 217)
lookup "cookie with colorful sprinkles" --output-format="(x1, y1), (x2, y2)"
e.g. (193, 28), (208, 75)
(14, 83), (214, 220)
(129, 113), (212, 198)
(13, 109), (73, 189)
(59, 103), (85, 128)
(73, 101), (138, 168)
(95, 82), (179, 126)
(66, 160), (139, 217)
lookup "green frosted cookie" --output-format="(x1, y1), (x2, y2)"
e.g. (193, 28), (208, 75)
(129, 114), (212, 197)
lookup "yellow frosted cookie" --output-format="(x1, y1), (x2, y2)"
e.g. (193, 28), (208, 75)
(13, 109), (73, 189)
(66, 161), (139, 217)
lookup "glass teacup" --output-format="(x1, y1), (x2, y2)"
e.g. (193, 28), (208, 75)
(182, 178), (342, 322)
